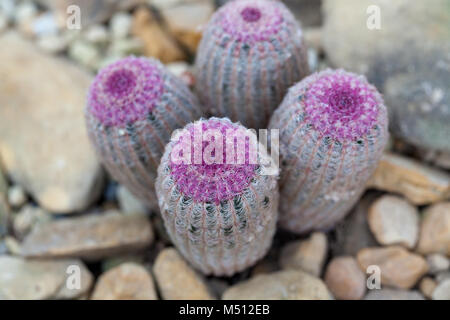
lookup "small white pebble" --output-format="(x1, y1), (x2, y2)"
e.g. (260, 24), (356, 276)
(7, 185), (27, 208)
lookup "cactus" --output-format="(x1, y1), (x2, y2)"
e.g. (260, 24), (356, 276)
(269, 69), (389, 234)
(156, 117), (279, 276)
(195, 0), (309, 130)
(85, 56), (203, 210)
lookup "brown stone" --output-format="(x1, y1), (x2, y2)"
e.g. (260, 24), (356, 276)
(20, 210), (154, 260)
(91, 263), (157, 300)
(357, 246), (428, 289)
(324, 256), (366, 300)
(223, 270), (331, 300)
(131, 7), (186, 63)
(153, 248), (214, 300)
(419, 277), (437, 299)
(368, 153), (450, 205)
(417, 202), (450, 256)
(368, 195), (419, 248)
(279, 232), (328, 277)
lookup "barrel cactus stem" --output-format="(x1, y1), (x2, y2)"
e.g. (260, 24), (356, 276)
(195, 0), (309, 129)
(269, 69), (389, 234)
(85, 56), (203, 210)
(156, 117), (279, 276)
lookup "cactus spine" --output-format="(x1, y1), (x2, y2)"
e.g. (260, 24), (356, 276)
(156, 117), (279, 276)
(86, 56), (203, 210)
(195, 0), (309, 129)
(269, 69), (389, 234)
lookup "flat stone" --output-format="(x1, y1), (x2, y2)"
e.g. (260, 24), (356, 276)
(368, 195), (419, 248)
(368, 153), (450, 205)
(364, 289), (424, 300)
(91, 263), (157, 300)
(357, 246), (428, 289)
(223, 269), (331, 300)
(417, 202), (450, 256)
(279, 232), (327, 277)
(0, 255), (92, 300)
(324, 256), (366, 300)
(20, 210), (154, 260)
(153, 248), (214, 300)
(0, 32), (103, 213)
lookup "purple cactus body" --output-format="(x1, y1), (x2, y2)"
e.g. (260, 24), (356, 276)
(269, 69), (389, 234)
(86, 56), (203, 210)
(195, 0), (309, 130)
(156, 118), (279, 276)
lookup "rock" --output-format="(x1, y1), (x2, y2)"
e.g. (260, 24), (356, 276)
(107, 37), (144, 57)
(91, 263), (157, 300)
(36, 0), (143, 27)
(117, 185), (147, 215)
(283, 0), (322, 27)
(31, 12), (60, 37)
(368, 153), (450, 205)
(110, 12), (132, 39)
(0, 166), (9, 238)
(364, 289), (425, 300)
(417, 202), (450, 256)
(0, 12), (8, 32)
(419, 277), (437, 299)
(83, 24), (110, 44)
(322, 0), (450, 152)
(0, 32), (103, 213)
(324, 256), (366, 300)
(68, 39), (101, 70)
(432, 279), (450, 300)
(153, 248), (214, 300)
(223, 270), (331, 300)
(427, 254), (450, 274)
(368, 195), (419, 248)
(14, 1), (37, 25)
(36, 33), (70, 53)
(101, 254), (145, 272)
(436, 271), (450, 284)
(332, 193), (378, 256)
(20, 210), (154, 260)
(7, 184), (26, 208)
(0, 256), (92, 300)
(357, 246), (428, 289)
(304, 27), (323, 54)
(13, 205), (51, 238)
(131, 7), (186, 63)
(279, 232), (328, 277)
(3, 236), (21, 255)
(0, 0), (15, 20)
(158, 0), (214, 53)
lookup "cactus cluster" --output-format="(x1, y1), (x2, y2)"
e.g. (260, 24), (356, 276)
(85, 56), (202, 210)
(195, 0), (309, 129)
(269, 69), (389, 234)
(156, 118), (279, 276)
(85, 0), (389, 276)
